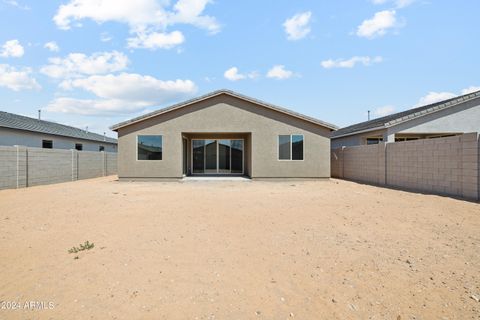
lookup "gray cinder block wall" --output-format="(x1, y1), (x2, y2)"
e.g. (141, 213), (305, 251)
(331, 132), (479, 201)
(0, 146), (118, 190)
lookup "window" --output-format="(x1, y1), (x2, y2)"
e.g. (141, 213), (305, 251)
(366, 138), (382, 145)
(75, 143), (83, 151)
(395, 137), (419, 142)
(42, 140), (53, 149)
(138, 135), (162, 160)
(99, 146), (105, 152)
(278, 134), (304, 160)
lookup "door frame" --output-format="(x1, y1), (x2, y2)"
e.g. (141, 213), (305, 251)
(182, 137), (188, 176)
(191, 138), (244, 175)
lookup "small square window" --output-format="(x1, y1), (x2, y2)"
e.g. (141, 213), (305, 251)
(99, 146), (105, 152)
(42, 140), (53, 149)
(75, 143), (83, 151)
(138, 135), (162, 160)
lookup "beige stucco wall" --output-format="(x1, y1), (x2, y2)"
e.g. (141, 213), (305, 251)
(116, 94), (332, 179)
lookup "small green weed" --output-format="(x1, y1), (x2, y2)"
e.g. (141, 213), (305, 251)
(68, 241), (95, 254)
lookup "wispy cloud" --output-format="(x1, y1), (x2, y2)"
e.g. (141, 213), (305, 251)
(0, 64), (40, 91)
(283, 11), (312, 41)
(44, 41), (60, 52)
(321, 56), (383, 69)
(371, 0), (416, 9)
(373, 105), (396, 117)
(41, 51), (129, 79)
(47, 73), (197, 116)
(356, 10), (399, 39)
(2, 0), (30, 10)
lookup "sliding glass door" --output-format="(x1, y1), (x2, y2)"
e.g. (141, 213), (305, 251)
(192, 139), (243, 174)
(218, 140), (231, 173)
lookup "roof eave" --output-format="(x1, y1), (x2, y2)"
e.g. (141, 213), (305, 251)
(331, 125), (386, 139)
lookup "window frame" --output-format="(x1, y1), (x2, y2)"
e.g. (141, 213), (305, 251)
(277, 134), (304, 161)
(136, 135), (163, 161)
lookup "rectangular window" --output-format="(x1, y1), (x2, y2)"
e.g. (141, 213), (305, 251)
(42, 140), (53, 149)
(366, 138), (382, 145)
(99, 146), (105, 152)
(278, 134), (304, 160)
(75, 143), (83, 151)
(137, 135), (162, 160)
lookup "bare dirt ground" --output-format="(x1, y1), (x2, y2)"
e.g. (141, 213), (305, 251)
(0, 176), (479, 320)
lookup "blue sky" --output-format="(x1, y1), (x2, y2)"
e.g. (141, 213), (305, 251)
(0, 0), (478, 137)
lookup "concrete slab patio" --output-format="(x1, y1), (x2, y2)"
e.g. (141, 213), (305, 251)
(0, 176), (479, 319)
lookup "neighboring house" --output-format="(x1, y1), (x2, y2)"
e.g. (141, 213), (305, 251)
(110, 89), (337, 179)
(0, 111), (117, 152)
(331, 90), (480, 148)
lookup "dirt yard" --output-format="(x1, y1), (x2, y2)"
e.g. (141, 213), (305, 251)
(0, 177), (479, 319)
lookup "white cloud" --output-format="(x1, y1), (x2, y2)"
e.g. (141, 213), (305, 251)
(53, 0), (219, 49)
(0, 39), (24, 58)
(283, 11), (312, 41)
(373, 105), (395, 117)
(223, 67), (258, 81)
(461, 86), (480, 95)
(46, 97), (149, 116)
(356, 10), (398, 39)
(412, 86), (480, 108)
(169, 0), (220, 34)
(266, 65), (294, 80)
(47, 73), (197, 115)
(40, 51), (128, 79)
(0, 64), (41, 91)
(44, 41), (60, 52)
(415, 91), (457, 107)
(321, 56), (383, 69)
(127, 30), (184, 49)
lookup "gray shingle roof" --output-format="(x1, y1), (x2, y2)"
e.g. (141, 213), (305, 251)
(0, 111), (117, 144)
(110, 89), (338, 131)
(332, 90), (480, 138)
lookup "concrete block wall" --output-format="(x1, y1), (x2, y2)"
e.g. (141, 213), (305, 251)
(331, 133), (479, 201)
(27, 148), (75, 187)
(105, 152), (118, 176)
(339, 143), (386, 185)
(460, 133), (480, 199)
(0, 146), (21, 189)
(0, 146), (118, 190)
(78, 151), (104, 180)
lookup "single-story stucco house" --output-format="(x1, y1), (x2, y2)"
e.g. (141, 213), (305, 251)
(331, 90), (480, 148)
(0, 111), (117, 152)
(110, 90), (337, 179)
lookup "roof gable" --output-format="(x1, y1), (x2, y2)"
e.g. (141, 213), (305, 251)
(0, 111), (117, 144)
(110, 90), (338, 131)
(332, 90), (480, 138)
